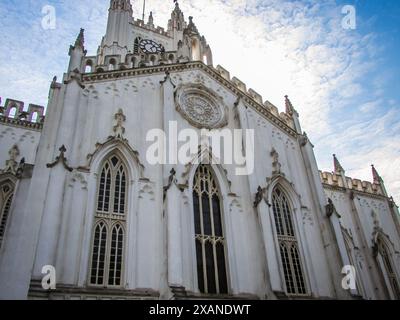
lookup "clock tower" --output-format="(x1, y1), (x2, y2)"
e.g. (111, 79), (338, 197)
(95, 0), (213, 71)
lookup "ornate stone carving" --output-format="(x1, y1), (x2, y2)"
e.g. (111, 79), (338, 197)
(160, 71), (176, 88)
(299, 132), (309, 147)
(2, 145), (20, 174)
(175, 84), (228, 129)
(163, 168), (178, 200)
(270, 148), (282, 175)
(326, 198), (341, 218)
(46, 145), (73, 172)
(254, 186), (264, 208)
(113, 109), (126, 138)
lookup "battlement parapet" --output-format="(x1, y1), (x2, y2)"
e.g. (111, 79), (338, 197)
(81, 58), (297, 134)
(132, 19), (170, 37)
(0, 98), (45, 130)
(319, 171), (385, 197)
(212, 64), (295, 129)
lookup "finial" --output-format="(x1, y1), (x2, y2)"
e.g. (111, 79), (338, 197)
(148, 11), (154, 27)
(371, 164), (382, 184)
(333, 154), (345, 175)
(75, 28), (85, 48)
(285, 95), (294, 116)
(187, 16), (199, 33)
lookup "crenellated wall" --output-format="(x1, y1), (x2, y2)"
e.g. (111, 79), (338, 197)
(319, 171), (385, 197)
(132, 18), (170, 37)
(0, 98), (44, 167)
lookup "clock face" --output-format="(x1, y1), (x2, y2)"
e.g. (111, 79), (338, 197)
(139, 39), (165, 54)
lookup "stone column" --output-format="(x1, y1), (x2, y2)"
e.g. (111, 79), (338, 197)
(256, 197), (283, 293)
(166, 180), (184, 287)
(327, 209), (356, 296)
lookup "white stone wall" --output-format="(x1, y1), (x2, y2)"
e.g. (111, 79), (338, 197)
(0, 124), (41, 166)
(324, 187), (400, 299)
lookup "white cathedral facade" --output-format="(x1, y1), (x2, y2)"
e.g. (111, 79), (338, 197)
(0, 1), (399, 300)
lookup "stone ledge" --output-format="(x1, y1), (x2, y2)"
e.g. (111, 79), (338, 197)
(28, 280), (160, 300)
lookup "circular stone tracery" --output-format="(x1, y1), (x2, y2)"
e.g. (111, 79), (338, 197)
(175, 84), (228, 129)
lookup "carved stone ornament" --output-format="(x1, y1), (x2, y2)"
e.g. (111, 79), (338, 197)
(163, 168), (177, 201)
(46, 145), (73, 172)
(254, 186), (264, 208)
(113, 109), (126, 138)
(2, 145), (20, 175)
(299, 132), (309, 147)
(270, 148), (282, 175)
(326, 198), (341, 219)
(175, 84), (228, 129)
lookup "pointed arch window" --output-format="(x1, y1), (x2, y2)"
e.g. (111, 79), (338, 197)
(272, 187), (307, 295)
(193, 165), (228, 295)
(343, 233), (366, 297)
(0, 182), (14, 249)
(377, 237), (400, 299)
(90, 155), (127, 287)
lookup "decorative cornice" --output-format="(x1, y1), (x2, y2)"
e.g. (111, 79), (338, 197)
(0, 115), (43, 131)
(81, 62), (298, 138)
(46, 145), (73, 172)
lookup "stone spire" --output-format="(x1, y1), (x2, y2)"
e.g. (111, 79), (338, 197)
(284, 95), (301, 134)
(168, 1), (185, 31)
(285, 95), (295, 117)
(147, 11), (154, 28)
(371, 165), (383, 185)
(68, 28), (86, 73)
(333, 154), (345, 175)
(100, 0), (133, 62)
(74, 28), (85, 49)
(371, 165), (389, 197)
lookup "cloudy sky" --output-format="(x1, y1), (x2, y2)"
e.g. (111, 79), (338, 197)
(0, 0), (399, 201)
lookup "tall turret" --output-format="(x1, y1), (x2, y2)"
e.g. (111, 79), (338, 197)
(68, 28), (86, 73)
(99, 0), (133, 62)
(167, 2), (187, 49)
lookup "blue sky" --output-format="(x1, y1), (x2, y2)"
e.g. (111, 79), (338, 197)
(0, 0), (399, 201)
